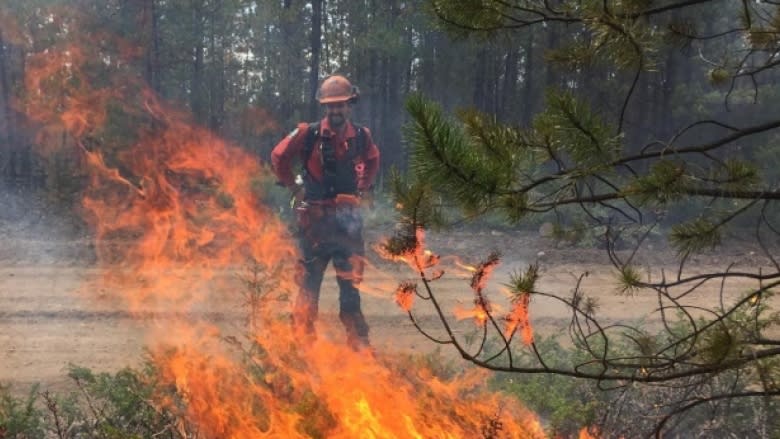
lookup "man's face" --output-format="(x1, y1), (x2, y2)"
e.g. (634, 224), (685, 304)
(325, 101), (351, 128)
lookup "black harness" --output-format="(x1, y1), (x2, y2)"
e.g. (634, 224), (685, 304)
(301, 122), (366, 201)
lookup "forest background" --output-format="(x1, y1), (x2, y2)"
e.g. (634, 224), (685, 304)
(2, 1), (780, 438)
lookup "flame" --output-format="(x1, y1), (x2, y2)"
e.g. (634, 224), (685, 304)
(577, 427), (600, 439)
(13, 9), (554, 439)
(506, 291), (534, 345)
(454, 259), (478, 273)
(470, 253), (500, 293)
(373, 227), (440, 271)
(394, 281), (416, 312)
(378, 223), (537, 349)
(454, 302), (490, 326)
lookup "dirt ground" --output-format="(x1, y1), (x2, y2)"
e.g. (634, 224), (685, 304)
(1, 197), (778, 394)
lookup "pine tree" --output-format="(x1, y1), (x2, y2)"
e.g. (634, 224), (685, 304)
(389, 1), (780, 436)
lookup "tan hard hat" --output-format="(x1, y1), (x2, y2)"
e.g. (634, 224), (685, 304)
(316, 75), (359, 104)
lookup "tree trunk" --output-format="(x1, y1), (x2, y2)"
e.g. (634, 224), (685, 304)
(309, 0), (322, 120)
(0, 30), (11, 145)
(521, 30), (535, 126)
(208, 0), (226, 132)
(148, 0), (161, 93)
(322, 0), (329, 76)
(420, 30), (436, 97)
(191, 0), (205, 123)
(280, 5), (309, 127)
(386, 51), (402, 171)
(368, 51), (379, 134)
(494, 46), (502, 115)
(0, 30), (11, 182)
(473, 47), (487, 111)
(379, 54), (390, 149)
(500, 44), (519, 121)
(404, 25), (413, 97)
(119, 0), (140, 36)
(544, 26), (559, 90)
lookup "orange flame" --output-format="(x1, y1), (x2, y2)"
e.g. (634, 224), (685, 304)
(454, 302), (491, 326)
(394, 281), (417, 312)
(380, 232), (537, 347)
(578, 427), (600, 439)
(470, 253), (500, 293)
(506, 292), (534, 345)
(374, 227), (440, 271)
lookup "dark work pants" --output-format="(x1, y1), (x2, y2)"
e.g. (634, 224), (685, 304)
(293, 205), (369, 344)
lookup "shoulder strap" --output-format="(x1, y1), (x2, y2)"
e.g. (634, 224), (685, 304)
(302, 121), (320, 164)
(349, 123), (366, 158)
(303, 121), (366, 161)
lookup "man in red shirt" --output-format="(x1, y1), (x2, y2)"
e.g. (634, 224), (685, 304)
(271, 75), (380, 350)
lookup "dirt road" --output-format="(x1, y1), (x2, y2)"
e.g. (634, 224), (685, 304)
(2, 220), (775, 395)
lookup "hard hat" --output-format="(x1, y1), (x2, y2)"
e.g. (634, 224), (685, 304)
(316, 75), (359, 104)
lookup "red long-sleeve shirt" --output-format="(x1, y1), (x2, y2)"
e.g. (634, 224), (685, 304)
(271, 118), (380, 192)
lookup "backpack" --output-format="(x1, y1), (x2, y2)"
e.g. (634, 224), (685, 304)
(301, 121), (366, 165)
(300, 121), (367, 200)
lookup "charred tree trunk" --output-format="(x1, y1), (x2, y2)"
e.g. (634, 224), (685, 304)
(308, 0), (322, 120)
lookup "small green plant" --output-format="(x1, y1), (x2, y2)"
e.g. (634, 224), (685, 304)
(0, 383), (45, 438)
(491, 337), (604, 437)
(52, 364), (186, 438)
(239, 258), (286, 334)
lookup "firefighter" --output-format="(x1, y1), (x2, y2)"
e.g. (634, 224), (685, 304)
(271, 75), (380, 351)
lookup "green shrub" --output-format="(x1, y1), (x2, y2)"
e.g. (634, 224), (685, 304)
(490, 337), (605, 437)
(0, 383), (45, 439)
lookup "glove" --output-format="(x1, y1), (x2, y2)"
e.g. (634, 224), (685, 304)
(289, 185), (305, 209)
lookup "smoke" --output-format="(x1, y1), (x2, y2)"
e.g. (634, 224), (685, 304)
(0, 188), (91, 265)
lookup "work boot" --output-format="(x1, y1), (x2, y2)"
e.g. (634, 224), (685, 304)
(340, 311), (372, 353)
(346, 333), (371, 352)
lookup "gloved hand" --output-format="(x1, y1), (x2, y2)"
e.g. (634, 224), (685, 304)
(289, 186), (305, 209)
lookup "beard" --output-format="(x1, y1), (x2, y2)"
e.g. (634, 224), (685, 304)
(327, 113), (345, 127)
